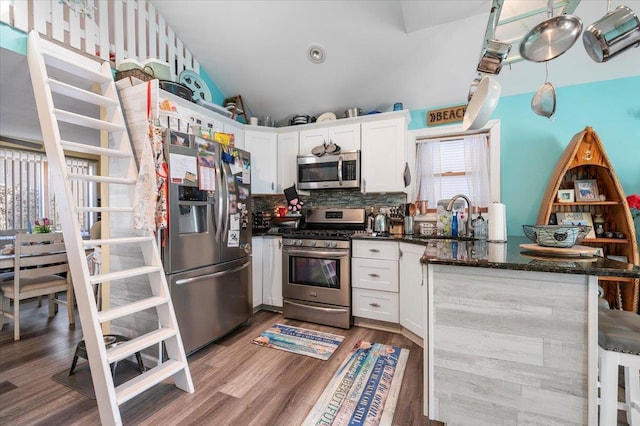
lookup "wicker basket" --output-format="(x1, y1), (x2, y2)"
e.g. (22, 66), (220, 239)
(115, 67), (154, 82)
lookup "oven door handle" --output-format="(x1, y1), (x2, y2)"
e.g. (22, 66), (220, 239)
(282, 248), (350, 257)
(284, 299), (349, 314)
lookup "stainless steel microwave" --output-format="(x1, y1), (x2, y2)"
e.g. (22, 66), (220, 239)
(297, 150), (360, 190)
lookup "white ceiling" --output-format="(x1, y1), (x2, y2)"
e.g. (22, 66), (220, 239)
(149, 0), (639, 125)
(1, 0), (639, 142)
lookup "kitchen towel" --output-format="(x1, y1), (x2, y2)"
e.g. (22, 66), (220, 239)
(488, 202), (507, 242)
(251, 323), (344, 361)
(303, 341), (409, 426)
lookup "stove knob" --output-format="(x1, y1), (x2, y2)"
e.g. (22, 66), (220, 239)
(324, 241), (332, 248)
(326, 241), (337, 248)
(309, 240), (317, 247)
(295, 240), (303, 246)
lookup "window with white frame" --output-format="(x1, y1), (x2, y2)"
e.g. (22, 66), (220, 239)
(0, 147), (98, 234)
(414, 132), (494, 210)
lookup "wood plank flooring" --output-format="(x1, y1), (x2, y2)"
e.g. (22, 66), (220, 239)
(0, 300), (429, 425)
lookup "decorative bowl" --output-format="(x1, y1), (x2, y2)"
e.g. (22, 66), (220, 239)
(522, 224), (591, 248)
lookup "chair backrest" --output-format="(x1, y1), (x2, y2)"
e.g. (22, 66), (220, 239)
(14, 233), (69, 283)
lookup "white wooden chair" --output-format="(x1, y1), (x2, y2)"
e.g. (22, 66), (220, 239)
(0, 232), (74, 340)
(598, 303), (640, 425)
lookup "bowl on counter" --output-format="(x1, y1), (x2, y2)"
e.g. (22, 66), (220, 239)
(522, 224), (591, 248)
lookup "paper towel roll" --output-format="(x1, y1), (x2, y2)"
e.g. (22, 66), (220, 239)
(488, 202), (507, 242)
(488, 241), (507, 262)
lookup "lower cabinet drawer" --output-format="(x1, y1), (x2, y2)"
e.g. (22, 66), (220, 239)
(352, 258), (398, 292)
(352, 288), (399, 323)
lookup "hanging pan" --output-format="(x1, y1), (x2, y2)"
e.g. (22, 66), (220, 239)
(583, 2), (640, 63)
(519, 0), (583, 62)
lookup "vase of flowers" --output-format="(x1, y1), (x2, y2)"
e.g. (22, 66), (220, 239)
(33, 217), (52, 233)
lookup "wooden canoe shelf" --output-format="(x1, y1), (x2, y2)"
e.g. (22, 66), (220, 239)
(537, 126), (639, 313)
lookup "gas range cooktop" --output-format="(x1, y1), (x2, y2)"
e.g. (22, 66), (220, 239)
(281, 229), (356, 240)
(281, 208), (366, 247)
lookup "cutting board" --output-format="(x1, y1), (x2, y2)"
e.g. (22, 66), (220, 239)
(519, 243), (599, 257)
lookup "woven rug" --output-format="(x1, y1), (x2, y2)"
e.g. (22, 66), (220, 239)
(303, 341), (409, 425)
(251, 323), (345, 361)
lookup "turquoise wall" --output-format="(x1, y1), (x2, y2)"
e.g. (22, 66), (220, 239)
(410, 76), (640, 236)
(1, 22), (27, 54)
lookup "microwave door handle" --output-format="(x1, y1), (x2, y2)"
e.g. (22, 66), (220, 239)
(337, 155), (343, 186)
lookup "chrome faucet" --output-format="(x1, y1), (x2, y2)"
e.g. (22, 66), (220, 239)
(446, 194), (474, 238)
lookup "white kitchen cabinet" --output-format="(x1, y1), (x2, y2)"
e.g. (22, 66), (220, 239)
(244, 129), (278, 194)
(251, 236), (264, 308)
(351, 240), (399, 323)
(262, 236), (283, 308)
(277, 130), (299, 192)
(224, 120), (245, 150)
(360, 117), (407, 193)
(399, 242), (425, 338)
(298, 123), (360, 155)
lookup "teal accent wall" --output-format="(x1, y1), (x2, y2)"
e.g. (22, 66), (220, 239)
(199, 67), (225, 106)
(0, 22), (27, 54)
(409, 76), (640, 236)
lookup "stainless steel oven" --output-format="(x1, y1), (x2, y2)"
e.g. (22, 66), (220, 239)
(281, 208), (365, 329)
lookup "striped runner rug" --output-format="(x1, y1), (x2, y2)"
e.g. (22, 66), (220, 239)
(251, 323), (345, 361)
(303, 341), (409, 425)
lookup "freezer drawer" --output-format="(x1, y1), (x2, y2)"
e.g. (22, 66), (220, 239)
(169, 258), (252, 355)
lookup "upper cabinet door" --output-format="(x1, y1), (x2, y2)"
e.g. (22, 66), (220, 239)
(328, 123), (360, 153)
(244, 130), (278, 194)
(224, 121), (245, 150)
(299, 128), (328, 155)
(298, 123), (361, 155)
(277, 130), (299, 192)
(360, 117), (406, 193)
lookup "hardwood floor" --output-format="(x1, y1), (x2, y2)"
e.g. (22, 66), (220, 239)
(0, 300), (429, 425)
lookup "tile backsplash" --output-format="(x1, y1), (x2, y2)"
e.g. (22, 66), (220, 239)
(253, 189), (407, 216)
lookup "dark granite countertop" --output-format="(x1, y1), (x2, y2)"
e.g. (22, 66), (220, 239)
(351, 234), (640, 278)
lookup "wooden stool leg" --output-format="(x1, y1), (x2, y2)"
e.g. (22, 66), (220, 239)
(599, 347), (619, 426)
(14, 296), (20, 341)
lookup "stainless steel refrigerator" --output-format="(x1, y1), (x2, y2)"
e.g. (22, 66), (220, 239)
(162, 130), (252, 355)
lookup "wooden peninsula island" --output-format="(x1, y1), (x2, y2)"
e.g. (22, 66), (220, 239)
(415, 236), (640, 425)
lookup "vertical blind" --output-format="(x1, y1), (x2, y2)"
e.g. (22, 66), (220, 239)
(0, 147), (97, 233)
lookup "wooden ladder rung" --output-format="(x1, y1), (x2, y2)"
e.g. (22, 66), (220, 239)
(106, 327), (177, 364)
(115, 359), (184, 405)
(89, 265), (163, 285)
(97, 296), (169, 323)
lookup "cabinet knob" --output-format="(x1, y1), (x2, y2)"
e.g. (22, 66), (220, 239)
(369, 303), (381, 308)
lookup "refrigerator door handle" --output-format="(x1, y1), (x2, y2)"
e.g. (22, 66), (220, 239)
(175, 261), (251, 285)
(222, 162), (231, 242)
(214, 160), (223, 242)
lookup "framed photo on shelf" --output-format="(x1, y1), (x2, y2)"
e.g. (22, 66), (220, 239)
(555, 211), (596, 239)
(557, 189), (575, 203)
(574, 179), (599, 202)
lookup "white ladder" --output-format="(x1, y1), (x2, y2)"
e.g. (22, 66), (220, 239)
(26, 31), (193, 425)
